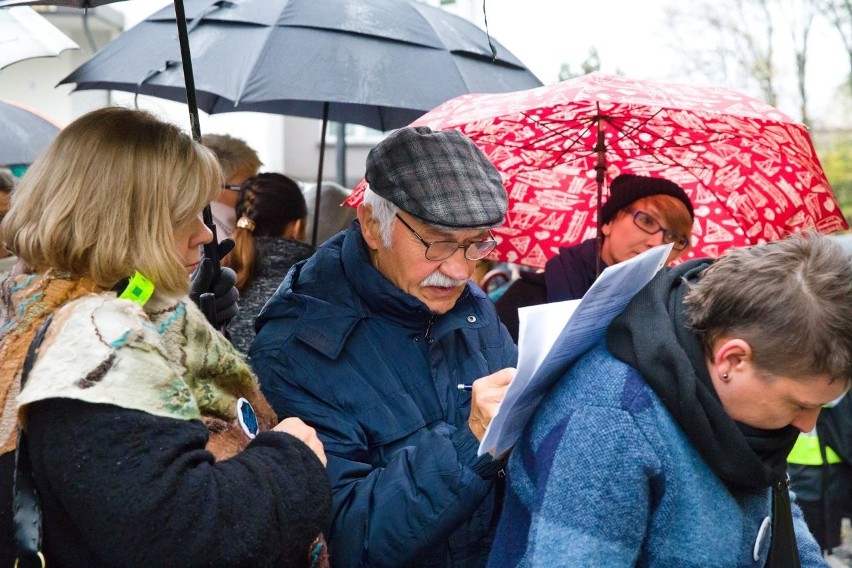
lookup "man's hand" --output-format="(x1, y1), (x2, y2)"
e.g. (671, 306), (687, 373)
(189, 238), (239, 328)
(274, 417), (327, 467)
(467, 367), (515, 442)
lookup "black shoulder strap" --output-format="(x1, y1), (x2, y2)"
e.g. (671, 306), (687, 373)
(13, 314), (53, 568)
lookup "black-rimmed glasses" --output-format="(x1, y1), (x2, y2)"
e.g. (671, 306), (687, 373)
(627, 208), (690, 251)
(395, 214), (498, 261)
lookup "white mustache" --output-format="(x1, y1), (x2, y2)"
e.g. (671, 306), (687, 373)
(420, 271), (467, 288)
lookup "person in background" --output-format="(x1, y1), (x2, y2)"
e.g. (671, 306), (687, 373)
(302, 181), (357, 246)
(224, 172), (315, 354)
(250, 126), (517, 568)
(0, 107), (330, 568)
(487, 232), (851, 567)
(787, 395), (852, 558)
(0, 168), (16, 279)
(495, 173), (694, 342)
(201, 133), (262, 240)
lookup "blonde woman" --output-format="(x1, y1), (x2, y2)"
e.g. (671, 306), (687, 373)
(0, 107), (330, 568)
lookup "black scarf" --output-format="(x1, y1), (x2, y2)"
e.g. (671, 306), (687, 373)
(606, 260), (801, 568)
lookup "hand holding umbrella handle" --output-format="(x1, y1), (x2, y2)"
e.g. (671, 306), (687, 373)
(191, 208), (239, 333)
(199, 292), (217, 326)
(198, 209), (222, 328)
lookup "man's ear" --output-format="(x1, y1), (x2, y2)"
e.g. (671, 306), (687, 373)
(357, 204), (381, 250)
(713, 338), (752, 376)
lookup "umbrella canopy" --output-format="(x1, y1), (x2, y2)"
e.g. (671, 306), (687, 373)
(59, 0), (542, 245)
(0, 0), (121, 5)
(0, 6), (79, 69)
(348, 72), (848, 267)
(58, 0), (542, 131)
(0, 99), (62, 167)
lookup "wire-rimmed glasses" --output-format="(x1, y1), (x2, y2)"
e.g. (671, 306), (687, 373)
(395, 214), (498, 261)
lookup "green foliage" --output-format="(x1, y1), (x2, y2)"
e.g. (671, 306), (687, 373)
(558, 48), (601, 81)
(817, 135), (852, 220)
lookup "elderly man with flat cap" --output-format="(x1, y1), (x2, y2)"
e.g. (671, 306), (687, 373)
(250, 127), (517, 568)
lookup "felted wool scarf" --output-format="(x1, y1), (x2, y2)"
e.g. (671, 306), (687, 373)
(0, 271), (277, 460)
(0, 269), (103, 454)
(606, 260), (801, 568)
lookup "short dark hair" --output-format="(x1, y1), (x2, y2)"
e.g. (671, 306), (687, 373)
(684, 232), (852, 383)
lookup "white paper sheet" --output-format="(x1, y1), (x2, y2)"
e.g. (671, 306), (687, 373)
(479, 243), (674, 456)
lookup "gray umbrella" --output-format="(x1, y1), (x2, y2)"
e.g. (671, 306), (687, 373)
(0, 100), (61, 167)
(59, 0), (543, 243)
(60, 0), (540, 128)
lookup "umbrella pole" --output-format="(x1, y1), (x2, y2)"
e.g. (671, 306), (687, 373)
(172, 0), (221, 324)
(171, 1), (213, 249)
(593, 110), (606, 276)
(173, 0), (201, 142)
(312, 102), (330, 247)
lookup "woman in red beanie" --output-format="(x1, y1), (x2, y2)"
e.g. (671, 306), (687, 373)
(495, 173), (694, 343)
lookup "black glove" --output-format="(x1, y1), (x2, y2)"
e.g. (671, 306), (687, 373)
(189, 238), (239, 328)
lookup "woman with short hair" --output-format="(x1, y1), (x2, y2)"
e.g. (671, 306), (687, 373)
(488, 232), (852, 567)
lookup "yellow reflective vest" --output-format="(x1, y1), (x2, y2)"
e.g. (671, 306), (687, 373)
(788, 430), (842, 466)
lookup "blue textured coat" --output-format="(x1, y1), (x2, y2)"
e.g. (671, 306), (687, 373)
(251, 223), (518, 568)
(487, 346), (827, 568)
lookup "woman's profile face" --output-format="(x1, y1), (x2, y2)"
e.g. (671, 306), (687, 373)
(714, 362), (848, 432)
(173, 214), (214, 274)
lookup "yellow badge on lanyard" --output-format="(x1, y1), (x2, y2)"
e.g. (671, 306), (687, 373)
(118, 271), (155, 306)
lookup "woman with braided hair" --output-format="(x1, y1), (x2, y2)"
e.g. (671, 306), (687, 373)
(223, 172), (315, 353)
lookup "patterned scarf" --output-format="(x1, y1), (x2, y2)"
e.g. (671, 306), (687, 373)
(0, 270), (277, 460)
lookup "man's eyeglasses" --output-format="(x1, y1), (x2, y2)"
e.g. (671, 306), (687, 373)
(627, 209), (690, 251)
(221, 183), (243, 192)
(395, 214), (498, 261)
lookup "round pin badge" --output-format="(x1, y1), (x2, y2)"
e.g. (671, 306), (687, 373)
(236, 397), (259, 439)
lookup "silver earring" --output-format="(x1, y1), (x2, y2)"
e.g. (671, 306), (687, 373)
(722, 373), (730, 381)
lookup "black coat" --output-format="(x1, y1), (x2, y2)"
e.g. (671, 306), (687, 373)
(495, 238), (602, 343)
(1, 399), (330, 568)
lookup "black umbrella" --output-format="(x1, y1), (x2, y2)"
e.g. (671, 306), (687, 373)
(0, 0), (228, 325)
(58, 0), (543, 244)
(0, 100), (61, 167)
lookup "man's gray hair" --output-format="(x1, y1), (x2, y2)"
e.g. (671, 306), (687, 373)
(363, 187), (398, 248)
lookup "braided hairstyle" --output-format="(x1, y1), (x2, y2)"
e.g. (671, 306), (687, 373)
(223, 172), (308, 292)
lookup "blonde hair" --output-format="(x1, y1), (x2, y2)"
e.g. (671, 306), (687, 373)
(200, 133), (262, 180)
(1, 107), (221, 296)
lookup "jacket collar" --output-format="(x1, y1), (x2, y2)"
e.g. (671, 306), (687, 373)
(272, 222), (489, 360)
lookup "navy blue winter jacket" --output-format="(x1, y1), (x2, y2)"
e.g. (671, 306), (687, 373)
(250, 222), (518, 568)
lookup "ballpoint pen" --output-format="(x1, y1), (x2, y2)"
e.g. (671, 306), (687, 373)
(457, 383), (472, 391)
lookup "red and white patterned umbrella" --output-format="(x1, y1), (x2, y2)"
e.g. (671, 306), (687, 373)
(347, 72), (847, 268)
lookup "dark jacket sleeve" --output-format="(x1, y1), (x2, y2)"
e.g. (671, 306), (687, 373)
(254, 352), (499, 568)
(24, 398), (331, 568)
